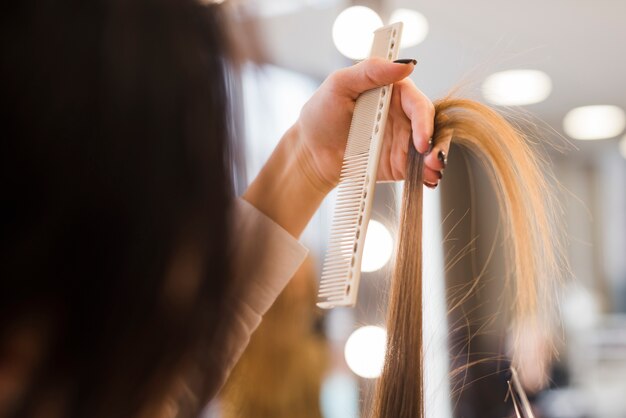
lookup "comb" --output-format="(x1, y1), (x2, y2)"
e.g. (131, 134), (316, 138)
(317, 23), (403, 309)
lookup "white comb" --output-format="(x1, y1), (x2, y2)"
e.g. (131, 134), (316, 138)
(317, 23), (403, 309)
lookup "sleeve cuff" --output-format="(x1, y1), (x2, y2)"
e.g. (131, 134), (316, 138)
(230, 197), (309, 321)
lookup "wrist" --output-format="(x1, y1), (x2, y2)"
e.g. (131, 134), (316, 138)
(290, 123), (338, 196)
(242, 125), (330, 238)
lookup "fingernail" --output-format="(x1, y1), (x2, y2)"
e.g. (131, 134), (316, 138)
(438, 150), (447, 167)
(426, 139), (433, 155)
(394, 58), (417, 65)
(424, 181), (438, 189)
(437, 171), (443, 180)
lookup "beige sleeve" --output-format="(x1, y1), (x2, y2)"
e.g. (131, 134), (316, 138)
(210, 198), (309, 395)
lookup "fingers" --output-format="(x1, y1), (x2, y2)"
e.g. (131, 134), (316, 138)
(423, 166), (442, 188)
(396, 78), (435, 154)
(389, 124), (410, 180)
(376, 83), (411, 181)
(376, 128), (394, 181)
(329, 57), (416, 99)
(330, 58), (442, 185)
(376, 78), (436, 182)
(387, 86), (411, 180)
(424, 128), (453, 187)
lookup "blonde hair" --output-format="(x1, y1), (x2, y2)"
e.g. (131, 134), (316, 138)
(371, 98), (563, 417)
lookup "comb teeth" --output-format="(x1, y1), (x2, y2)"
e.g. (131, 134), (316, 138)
(317, 23), (403, 309)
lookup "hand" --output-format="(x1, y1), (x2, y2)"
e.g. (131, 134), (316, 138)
(293, 57), (451, 193)
(244, 58), (453, 237)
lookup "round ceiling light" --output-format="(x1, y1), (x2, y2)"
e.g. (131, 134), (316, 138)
(389, 8), (429, 48)
(361, 220), (394, 272)
(619, 135), (626, 159)
(482, 69), (552, 106)
(563, 105), (626, 140)
(344, 326), (387, 378)
(332, 6), (383, 60)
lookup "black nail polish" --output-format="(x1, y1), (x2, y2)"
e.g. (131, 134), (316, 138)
(394, 58), (417, 65)
(438, 150), (447, 167)
(424, 181), (438, 189)
(426, 140), (433, 155)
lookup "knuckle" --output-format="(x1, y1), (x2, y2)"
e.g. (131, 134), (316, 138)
(363, 67), (379, 87)
(326, 71), (343, 89)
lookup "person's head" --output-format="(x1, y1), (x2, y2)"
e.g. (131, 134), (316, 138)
(1, 1), (235, 416)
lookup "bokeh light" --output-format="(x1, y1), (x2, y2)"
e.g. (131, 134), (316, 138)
(563, 105), (626, 140)
(344, 326), (387, 378)
(482, 69), (552, 106)
(361, 220), (394, 272)
(389, 8), (429, 48)
(332, 6), (383, 60)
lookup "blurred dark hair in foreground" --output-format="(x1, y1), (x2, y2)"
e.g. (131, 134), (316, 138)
(1, 1), (236, 416)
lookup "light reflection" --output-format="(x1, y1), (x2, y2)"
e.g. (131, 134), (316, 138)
(332, 6), (383, 60)
(563, 105), (626, 140)
(482, 69), (552, 106)
(389, 8), (429, 48)
(361, 220), (394, 272)
(344, 326), (387, 378)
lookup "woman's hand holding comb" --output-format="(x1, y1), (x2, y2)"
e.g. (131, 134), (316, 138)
(243, 58), (452, 237)
(296, 57), (452, 190)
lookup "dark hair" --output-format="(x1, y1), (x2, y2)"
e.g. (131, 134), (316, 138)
(1, 0), (235, 416)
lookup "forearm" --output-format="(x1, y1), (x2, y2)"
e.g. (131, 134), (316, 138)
(243, 124), (333, 238)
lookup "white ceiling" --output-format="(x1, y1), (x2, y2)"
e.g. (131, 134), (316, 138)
(245, 0), (626, 155)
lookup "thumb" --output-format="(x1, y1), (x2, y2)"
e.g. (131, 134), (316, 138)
(329, 57), (416, 99)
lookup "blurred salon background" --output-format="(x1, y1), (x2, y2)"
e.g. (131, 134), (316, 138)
(209, 1), (626, 417)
